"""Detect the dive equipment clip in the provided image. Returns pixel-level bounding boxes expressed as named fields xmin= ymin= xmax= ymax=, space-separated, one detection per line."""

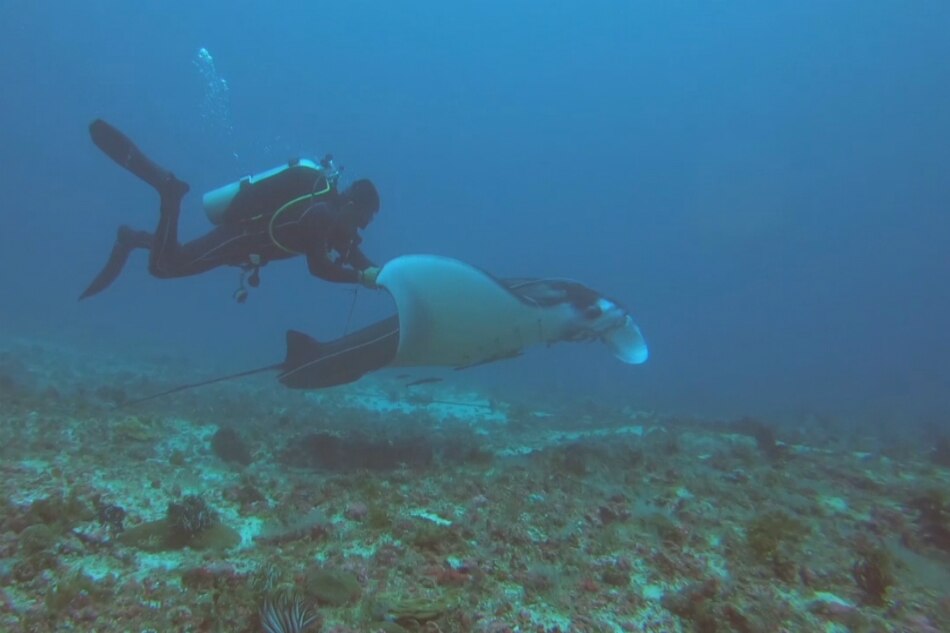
xmin=234 ymin=254 xmax=262 ymax=303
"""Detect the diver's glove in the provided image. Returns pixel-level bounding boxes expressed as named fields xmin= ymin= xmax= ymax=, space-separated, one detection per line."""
xmin=358 ymin=266 xmax=381 ymax=289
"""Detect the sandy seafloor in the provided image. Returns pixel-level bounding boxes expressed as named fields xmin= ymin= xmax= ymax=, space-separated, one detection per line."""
xmin=0 ymin=334 xmax=948 ymax=633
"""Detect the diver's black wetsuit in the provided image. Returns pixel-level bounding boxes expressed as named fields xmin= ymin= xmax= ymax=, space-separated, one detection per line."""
xmin=80 ymin=120 xmax=374 ymax=300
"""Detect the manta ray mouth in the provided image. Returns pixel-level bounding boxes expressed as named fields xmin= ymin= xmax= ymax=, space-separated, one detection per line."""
xmin=603 ymin=315 xmax=649 ymax=364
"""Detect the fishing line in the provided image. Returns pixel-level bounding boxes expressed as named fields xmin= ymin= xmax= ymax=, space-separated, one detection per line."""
xmin=342 ymin=287 xmax=359 ymax=336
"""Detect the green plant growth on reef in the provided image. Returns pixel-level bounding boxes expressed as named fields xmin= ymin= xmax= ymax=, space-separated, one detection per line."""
xmin=370 ymin=593 xmax=458 ymax=626
xmin=745 ymin=510 xmax=809 ymax=580
xmin=366 ymin=504 xmax=392 ymax=531
xmin=852 ymin=541 xmax=895 ymax=605
xmin=117 ymin=519 xmax=241 ymax=551
xmin=405 ymin=521 xmax=464 ymax=554
xmin=305 ymin=567 xmax=362 ymax=606
xmin=19 ymin=523 xmax=57 ymax=555
xmin=45 ymin=572 xmax=111 ymax=616
xmin=23 ymin=492 xmax=94 ymax=533
xmin=909 ymin=488 xmax=950 ymax=552
xmin=117 ymin=495 xmax=240 ymax=551
xmin=9 ymin=492 xmax=96 ymax=582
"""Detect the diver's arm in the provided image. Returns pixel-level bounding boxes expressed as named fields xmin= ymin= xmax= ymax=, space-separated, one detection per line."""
xmin=346 ymin=244 xmax=375 ymax=271
xmin=306 ymin=241 xmax=361 ymax=283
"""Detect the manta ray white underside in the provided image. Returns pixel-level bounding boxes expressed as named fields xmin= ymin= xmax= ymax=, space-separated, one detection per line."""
xmin=377 ymin=255 xmax=648 ymax=369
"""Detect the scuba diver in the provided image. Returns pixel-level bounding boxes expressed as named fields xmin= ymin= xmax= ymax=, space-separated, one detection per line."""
xmin=79 ymin=119 xmax=381 ymax=303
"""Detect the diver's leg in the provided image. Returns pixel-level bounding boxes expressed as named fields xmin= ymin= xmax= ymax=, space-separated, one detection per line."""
xmin=88 ymin=118 xmax=192 ymax=278
xmin=79 ymin=226 xmax=153 ymax=300
xmin=149 ymin=226 xmax=236 ymax=278
xmin=147 ymin=181 xmax=190 ymax=278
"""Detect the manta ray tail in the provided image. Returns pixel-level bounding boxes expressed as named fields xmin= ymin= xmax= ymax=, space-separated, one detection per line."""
xmin=283 ymin=330 xmax=323 ymax=368
xmin=123 ymin=330 xmax=320 ymax=406
xmin=278 ymin=326 xmax=396 ymax=389
xmin=123 ymin=363 xmax=280 ymax=406
xmin=129 ymin=322 xmax=397 ymax=405
xmin=277 ymin=329 xmax=360 ymax=388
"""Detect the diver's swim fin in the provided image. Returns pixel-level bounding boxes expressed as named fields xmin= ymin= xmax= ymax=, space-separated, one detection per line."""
xmin=79 ymin=226 xmax=152 ymax=300
xmin=88 ymin=119 xmax=190 ymax=198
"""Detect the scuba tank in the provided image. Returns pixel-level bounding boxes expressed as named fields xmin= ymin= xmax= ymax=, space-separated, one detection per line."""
xmin=202 ymin=156 xmax=340 ymax=225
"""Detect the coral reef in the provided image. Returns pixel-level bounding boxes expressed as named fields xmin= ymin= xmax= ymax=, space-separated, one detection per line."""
xmin=0 ymin=336 xmax=948 ymax=632
xmin=212 ymin=427 xmax=253 ymax=466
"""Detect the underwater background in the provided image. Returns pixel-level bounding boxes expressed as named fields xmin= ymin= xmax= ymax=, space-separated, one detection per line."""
xmin=1 ymin=1 xmax=949 ymax=425
xmin=2 ymin=2 xmax=950 ymax=632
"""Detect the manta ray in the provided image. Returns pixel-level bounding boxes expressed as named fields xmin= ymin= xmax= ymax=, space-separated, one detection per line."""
xmin=130 ymin=255 xmax=648 ymax=403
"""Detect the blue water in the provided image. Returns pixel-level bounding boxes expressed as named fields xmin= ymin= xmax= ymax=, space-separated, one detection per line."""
xmin=1 ymin=1 xmax=948 ymax=427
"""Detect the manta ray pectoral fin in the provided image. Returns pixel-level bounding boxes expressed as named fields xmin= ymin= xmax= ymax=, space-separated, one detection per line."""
xmin=453 ymin=349 xmax=524 ymax=371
